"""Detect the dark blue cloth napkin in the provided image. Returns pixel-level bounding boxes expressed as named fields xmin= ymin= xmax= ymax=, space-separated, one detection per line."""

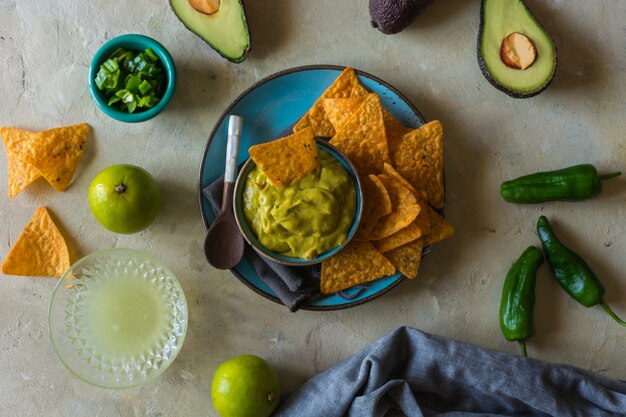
xmin=275 ymin=326 xmax=626 ymax=417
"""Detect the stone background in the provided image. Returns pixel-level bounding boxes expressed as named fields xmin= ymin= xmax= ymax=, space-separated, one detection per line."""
xmin=0 ymin=0 xmax=624 ymax=415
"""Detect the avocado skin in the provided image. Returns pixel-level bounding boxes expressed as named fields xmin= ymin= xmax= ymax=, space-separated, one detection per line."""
xmin=369 ymin=0 xmax=434 ymax=35
xmin=477 ymin=0 xmax=557 ymax=98
xmin=169 ymin=0 xmax=250 ymax=63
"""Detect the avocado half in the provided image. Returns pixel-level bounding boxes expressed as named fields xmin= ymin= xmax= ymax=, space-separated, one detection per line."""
xmin=477 ymin=0 xmax=557 ymax=98
xmin=170 ymin=0 xmax=250 ymax=63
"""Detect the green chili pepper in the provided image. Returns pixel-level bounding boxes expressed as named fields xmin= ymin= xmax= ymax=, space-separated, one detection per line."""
xmin=500 ymin=246 xmax=544 ymax=357
xmin=537 ymin=216 xmax=626 ymax=327
xmin=501 ymin=164 xmax=621 ymax=203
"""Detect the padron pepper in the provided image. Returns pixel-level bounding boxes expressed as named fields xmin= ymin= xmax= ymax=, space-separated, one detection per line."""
xmin=500 ymin=246 xmax=544 ymax=357
xmin=501 ymin=164 xmax=621 ymax=203
xmin=537 ymin=216 xmax=626 ymax=327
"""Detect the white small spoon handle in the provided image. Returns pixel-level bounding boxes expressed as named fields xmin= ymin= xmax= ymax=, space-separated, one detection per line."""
xmin=224 ymin=115 xmax=242 ymax=183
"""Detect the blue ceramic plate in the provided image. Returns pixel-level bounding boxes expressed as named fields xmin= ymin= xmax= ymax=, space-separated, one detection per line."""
xmin=198 ymin=65 xmax=425 ymax=311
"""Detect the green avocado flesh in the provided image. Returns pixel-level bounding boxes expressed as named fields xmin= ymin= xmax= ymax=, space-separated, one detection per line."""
xmin=170 ymin=0 xmax=250 ymax=63
xmin=479 ymin=0 xmax=556 ymax=96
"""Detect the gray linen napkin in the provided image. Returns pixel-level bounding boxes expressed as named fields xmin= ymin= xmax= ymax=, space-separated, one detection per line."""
xmin=203 ymin=177 xmax=321 ymax=311
xmin=275 ymin=326 xmax=626 ymax=417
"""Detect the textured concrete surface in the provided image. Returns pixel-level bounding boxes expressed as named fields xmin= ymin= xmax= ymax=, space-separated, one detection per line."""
xmin=0 ymin=0 xmax=624 ymax=415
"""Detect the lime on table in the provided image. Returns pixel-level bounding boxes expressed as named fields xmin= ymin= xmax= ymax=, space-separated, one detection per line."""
xmin=212 ymin=354 xmax=281 ymax=417
xmin=88 ymin=164 xmax=161 ymax=234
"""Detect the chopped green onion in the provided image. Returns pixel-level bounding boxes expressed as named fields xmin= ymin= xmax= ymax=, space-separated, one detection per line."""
xmin=107 ymin=96 xmax=121 ymax=106
xmin=125 ymin=75 xmax=142 ymax=93
xmin=138 ymin=80 xmax=152 ymax=95
xmin=144 ymin=48 xmax=159 ymax=62
xmin=94 ymin=47 xmax=166 ymax=114
xmin=138 ymin=95 xmax=159 ymax=108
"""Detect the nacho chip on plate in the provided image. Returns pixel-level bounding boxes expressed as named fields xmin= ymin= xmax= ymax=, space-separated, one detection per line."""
xmin=382 ymin=162 xmax=418 ymax=196
xmin=248 ymin=127 xmax=319 ymax=188
xmin=1 ymin=206 xmax=70 ymax=277
xmin=351 ymin=83 xmax=368 ymax=98
xmin=19 ymin=123 xmax=90 ymax=192
xmin=384 ymin=112 xmax=413 ymax=157
xmin=0 ymin=127 xmax=41 ymax=197
xmin=354 ymin=174 xmax=392 ymax=241
xmin=373 ymin=221 xmax=422 ymax=253
xmin=293 ymin=67 xmax=360 ymax=137
xmin=368 ymin=174 xmax=420 ymax=240
xmin=413 ymin=189 xmax=431 ymax=237
xmin=329 ymin=93 xmax=390 ymax=176
xmin=423 ymin=206 xmax=454 ymax=246
xmin=391 ymin=120 xmax=444 ymax=208
xmin=384 ymin=239 xmax=424 ymax=279
xmin=320 ymin=241 xmax=395 ymax=294
xmin=322 ymin=97 xmax=365 ymax=132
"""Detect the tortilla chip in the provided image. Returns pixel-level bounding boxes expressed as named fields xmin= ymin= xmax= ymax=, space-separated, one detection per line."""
xmin=351 ymin=83 xmax=368 ymax=98
xmin=329 ymin=94 xmax=390 ymax=175
xmin=382 ymin=162 xmax=418 ymax=196
xmin=0 ymin=127 xmax=41 ymax=197
xmin=1 ymin=206 xmax=70 ymax=277
xmin=248 ymin=127 xmax=319 ymax=188
xmin=294 ymin=67 xmax=360 ymax=137
xmin=391 ymin=120 xmax=444 ymax=208
xmin=354 ymin=174 xmax=392 ymax=241
xmin=423 ymin=206 xmax=454 ymax=246
xmin=373 ymin=221 xmax=422 ymax=253
xmin=383 ymin=112 xmax=413 ymax=157
xmin=19 ymin=123 xmax=90 ymax=192
xmin=320 ymin=241 xmax=395 ymax=294
xmin=384 ymin=239 xmax=424 ymax=279
xmin=322 ymin=97 xmax=365 ymax=132
xmin=369 ymin=174 xmax=420 ymax=240
xmin=413 ymin=190 xmax=431 ymax=237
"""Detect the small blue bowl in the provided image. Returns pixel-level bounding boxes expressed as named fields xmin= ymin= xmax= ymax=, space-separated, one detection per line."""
xmin=233 ymin=139 xmax=363 ymax=266
xmin=89 ymin=34 xmax=176 ymax=123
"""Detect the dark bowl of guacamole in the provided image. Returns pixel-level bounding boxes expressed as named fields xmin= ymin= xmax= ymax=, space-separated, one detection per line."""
xmin=233 ymin=139 xmax=363 ymax=266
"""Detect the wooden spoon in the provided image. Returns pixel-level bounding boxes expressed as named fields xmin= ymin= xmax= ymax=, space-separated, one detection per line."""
xmin=203 ymin=115 xmax=245 ymax=269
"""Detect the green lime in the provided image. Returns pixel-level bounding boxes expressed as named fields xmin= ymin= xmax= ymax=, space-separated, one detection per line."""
xmin=88 ymin=164 xmax=161 ymax=234
xmin=211 ymin=354 xmax=281 ymax=417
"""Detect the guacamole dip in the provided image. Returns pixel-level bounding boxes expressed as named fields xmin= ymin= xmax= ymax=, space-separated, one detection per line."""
xmin=243 ymin=150 xmax=356 ymax=259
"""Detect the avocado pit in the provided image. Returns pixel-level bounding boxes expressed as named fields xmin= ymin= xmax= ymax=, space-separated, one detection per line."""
xmin=500 ymin=32 xmax=537 ymax=70
xmin=188 ymin=0 xmax=220 ymax=15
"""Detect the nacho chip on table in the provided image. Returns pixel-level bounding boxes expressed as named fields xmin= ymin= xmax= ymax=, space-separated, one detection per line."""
xmin=329 ymin=93 xmax=390 ymax=176
xmin=391 ymin=120 xmax=444 ymax=208
xmin=293 ymin=67 xmax=360 ymax=137
xmin=322 ymin=97 xmax=365 ymax=132
xmin=248 ymin=127 xmax=319 ymax=188
xmin=384 ymin=239 xmax=424 ymax=279
xmin=423 ymin=206 xmax=454 ymax=246
xmin=0 ymin=127 xmax=41 ymax=197
xmin=354 ymin=174 xmax=392 ymax=241
xmin=19 ymin=123 xmax=90 ymax=192
xmin=320 ymin=241 xmax=395 ymax=294
xmin=1 ymin=206 xmax=70 ymax=277
xmin=373 ymin=221 xmax=422 ymax=253
xmin=368 ymin=174 xmax=420 ymax=240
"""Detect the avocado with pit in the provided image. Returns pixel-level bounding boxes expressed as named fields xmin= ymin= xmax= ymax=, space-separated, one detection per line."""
xmin=478 ymin=0 xmax=557 ymax=98
xmin=170 ymin=0 xmax=250 ymax=63
xmin=369 ymin=0 xmax=434 ymax=35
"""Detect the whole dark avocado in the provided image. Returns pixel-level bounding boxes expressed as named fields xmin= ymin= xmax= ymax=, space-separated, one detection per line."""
xmin=477 ymin=0 xmax=557 ymax=98
xmin=369 ymin=0 xmax=434 ymax=35
xmin=170 ymin=0 xmax=250 ymax=63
